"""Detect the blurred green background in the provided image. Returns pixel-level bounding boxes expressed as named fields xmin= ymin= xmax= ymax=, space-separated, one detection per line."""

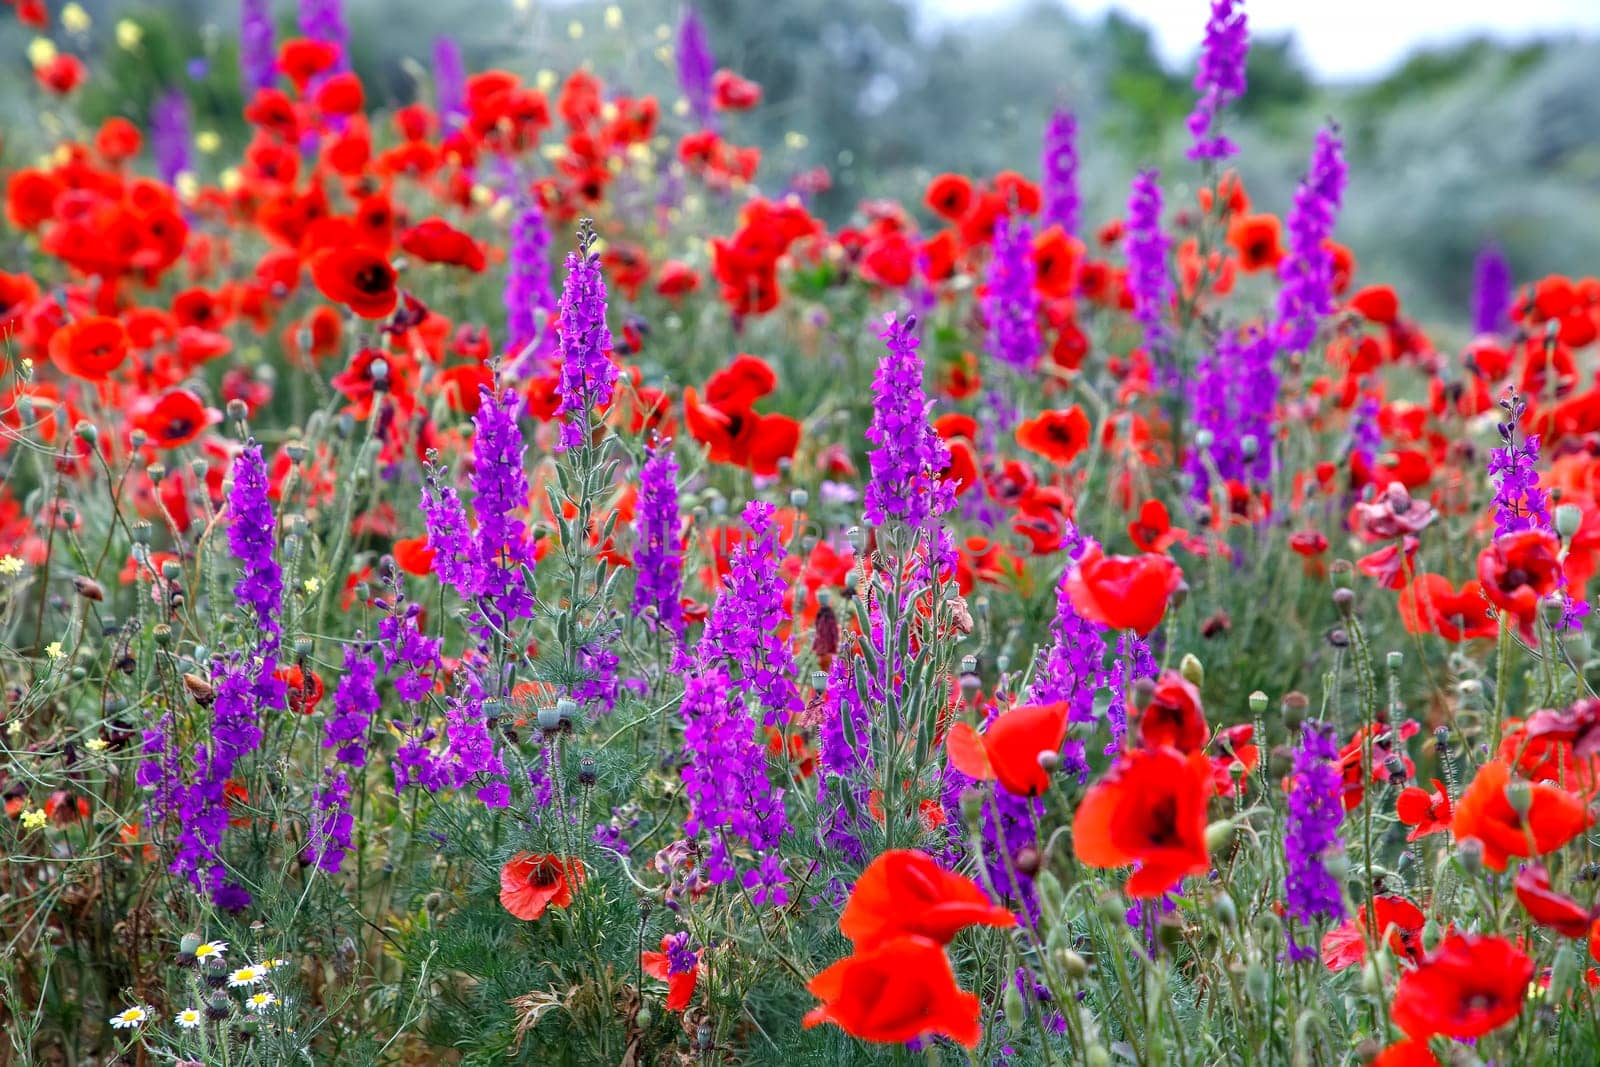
xmin=4 ymin=0 xmax=1599 ymax=330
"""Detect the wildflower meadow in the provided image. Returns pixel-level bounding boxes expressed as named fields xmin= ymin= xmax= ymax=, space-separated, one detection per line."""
xmin=6 ymin=0 xmax=1600 ymax=1064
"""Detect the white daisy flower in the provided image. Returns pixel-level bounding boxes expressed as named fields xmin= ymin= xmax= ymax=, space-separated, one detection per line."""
xmin=245 ymin=991 xmax=278 ymax=1012
xmin=226 ymin=964 xmax=265 ymax=987
xmin=192 ymin=940 xmax=228 ymax=962
xmin=174 ymin=1007 xmax=203 ymax=1029
xmin=263 ymin=957 xmax=291 ymax=971
xmin=109 ymin=1005 xmax=149 ymax=1029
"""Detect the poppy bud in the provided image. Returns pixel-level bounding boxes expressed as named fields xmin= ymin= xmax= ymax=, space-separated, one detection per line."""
xmin=635 ymin=1005 xmax=653 ymax=1029
xmin=1170 ymin=581 xmax=1189 ymax=609
xmin=1098 ymin=895 xmax=1126 ymax=925
xmin=71 ymin=575 xmax=103 ymax=602
xmin=1212 ymin=891 xmax=1238 ymax=927
xmin=73 ymin=420 xmax=97 ymax=444
xmin=1332 ymin=587 xmax=1355 ymax=616
xmin=1015 ymin=846 xmax=1041 ymax=876
xmin=1456 ymin=836 xmax=1485 ymax=875
xmin=789 ymin=488 xmax=808 ymax=508
xmin=1055 ymin=947 xmax=1089 ymax=980
xmin=1003 ymin=984 xmax=1025 ymax=1031
xmin=1359 ymin=956 xmax=1388 ymax=994
xmin=1504 ymin=778 xmax=1533 ymax=816
xmin=1194 ymin=428 xmax=1214 ymax=449
xmin=226 ymin=398 xmax=249 ymax=423
xmin=1036 ymin=870 xmax=1066 ymax=919
xmin=1239 ymin=434 xmax=1259 ymax=461
xmin=1386 ymin=650 xmax=1403 ymax=671
xmin=1556 ymin=503 xmax=1583 ymax=540
xmin=1326 ymin=627 xmax=1349 ymax=648
xmin=1204 ymin=819 xmax=1235 ymax=854
xmin=179 ymin=931 xmax=202 ymax=957
xmin=959 ymin=787 xmax=984 ymax=826
xmin=1248 ymin=690 xmax=1268 ymax=714
xmin=1281 ymin=691 xmax=1308 ymax=729
xmin=1130 ymin=676 xmax=1157 ymax=711
xmin=1179 ymin=653 xmax=1204 ymax=687
xmin=1542 ymin=594 xmax=1567 ymax=628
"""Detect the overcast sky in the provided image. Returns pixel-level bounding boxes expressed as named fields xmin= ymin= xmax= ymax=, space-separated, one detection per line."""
xmin=922 ymin=0 xmax=1600 ymax=79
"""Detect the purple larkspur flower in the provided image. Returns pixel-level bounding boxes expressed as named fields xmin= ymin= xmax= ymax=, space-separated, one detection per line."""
xmin=633 ymin=438 xmax=684 ymax=635
xmin=504 ymin=195 xmax=555 ymax=364
xmin=1124 ymin=170 xmax=1172 ymax=356
xmin=305 ymin=771 xmax=354 ymax=873
xmin=1276 ymin=126 xmax=1347 ymax=354
xmin=1185 ymin=0 xmax=1249 ymax=162
xmin=676 ymin=7 xmax=717 ymax=127
xmin=1040 ymin=108 xmax=1079 ymax=235
xmin=442 ymin=670 xmax=509 ymax=808
xmin=433 ymin=36 xmax=465 ymax=131
xmin=1025 ymin=536 xmax=1104 ymax=779
xmin=554 ymin=229 xmax=617 ymax=451
xmin=816 ymin=654 xmax=874 ymax=864
xmin=700 ymin=500 xmax=804 ymax=725
xmin=239 ymin=0 xmax=277 ymax=95
xmin=469 ymin=385 xmax=537 ymax=636
xmin=680 ymin=664 xmax=788 ymax=894
xmin=297 ymin=0 xmax=348 ymax=69
xmin=1284 ymin=720 xmax=1345 ymax=959
xmin=984 ymin=216 xmax=1041 ymax=375
xmin=864 ymin=313 xmax=954 ymax=531
xmin=1473 ymin=242 xmax=1512 ymax=336
xmin=151 ymin=91 xmax=192 ymax=188
xmin=228 ymin=442 xmax=282 ymax=651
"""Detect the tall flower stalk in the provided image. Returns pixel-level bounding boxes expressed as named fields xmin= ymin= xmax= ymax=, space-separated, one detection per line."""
xmin=1040 ymin=108 xmax=1080 ymax=236
xmin=1185 ymin=0 xmax=1249 ymax=162
xmin=1283 ymin=721 xmax=1345 ymax=959
xmin=1276 ymin=126 xmax=1347 ymax=354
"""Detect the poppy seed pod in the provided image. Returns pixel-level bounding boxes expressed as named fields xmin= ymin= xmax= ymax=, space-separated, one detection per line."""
xmin=1249 ymin=690 xmax=1268 ymax=714
xmin=1179 ymin=653 xmax=1204 ymax=687
xmin=1556 ymin=502 xmax=1582 ymax=539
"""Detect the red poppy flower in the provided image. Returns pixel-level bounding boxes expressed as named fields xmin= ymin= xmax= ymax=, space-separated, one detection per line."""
xmin=1348 ymin=284 xmax=1400 ymax=325
xmin=924 ymin=173 xmax=973 ymax=222
xmin=712 ymin=69 xmax=762 ymax=110
xmin=1065 ymin=546 xmax=1184 ymax=636
xmin=132 ymin=389 xmax=219 ymax=449
xmin=1016 ymin=406 xmax=1091 ymax=465
xmin=1226 ymin=213 xmax=1283 ymax=272
xmin=1395 ymin=778 xmax=1452 ymax=841
xmin=655 ymin=260 xmax=701 ymax=298
xmin=803 ymin=936 xmax=981 ymax=1048
xmin=1451 ymin=758 xmax=1591 ymax=870
xmin=48 ymin=316 xmax=129 ymax=381
xmin=1320 ymin=895 xmax=1426 ymax=971
xmin=839 ymin=849 xmax=1017 ymax=950
xmin=36 ymin=54 xmax=86 ymax=95
xmin=499 ymin=852 xmax=585 ymax=920
xmin=313 ymin=71 xmax=365 ymax=116
xmin=275 ymin=665 xmax=325 ymax=715
xmin=640 ymin=934 xmax=700 ymax=1011
xmin=946 ymin=701 xmax=1069 ymax=797
xmin=277 ymin=38 xmax=340 ymax=92
xmin=704 ymin=354 xmax=778 ymax=410
xmin=310 ymin=246 xmax=399 ymax=319
xmin=1523 ymin=697 xmax=1600 ymax=760
xmin=1370 ymin=1041 xmax=1441 ymax=1067
xmin=1288 ymin=530 xmax=1328 ymax=557
xmin=1032 ymin=226 xmax=1082 ymax=298
xmin=95 ymin=117 xmax=144 ymax=163
xmin=1398 ymin=574 xmax=1497 ymax=642
xmin=1128 ymin=499 xmax=1186 ymax=553
xmin=1335 ymin=721 xmax=1418 ymax=811
xmin=1207 ymin=723 xmax=1258 ymax=797
xmin=1072 ymin=747 xmax=1213 ymax=897
xmin=1477 ymin=528 xmax=1562 ymax=631
xmin=1390 ymin=934 xmax=1533 ymax=1041
xmin=392 ymin=536 xmax=436 ymax=576
xmin=1515 ymin=863 xmax=1593 ymax=938
xmin=1135 ymin=670 xmax=1208 ymax=753
xmin=399 ymin=218 xmax=487 ymax=273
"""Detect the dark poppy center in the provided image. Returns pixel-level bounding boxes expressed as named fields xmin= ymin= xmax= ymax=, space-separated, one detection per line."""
xmin=526 ymin=860 xmax=562 ymax=888
xmin=354 ymin=265 xmax=390 ymax=294
xmin=1502 ymin=567 xmax=1530 ymax=591
xmin=162 ymin=417 xmax=193 ymax=440
xmin=1144 ymin=795 xmax=1180 ymax=846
